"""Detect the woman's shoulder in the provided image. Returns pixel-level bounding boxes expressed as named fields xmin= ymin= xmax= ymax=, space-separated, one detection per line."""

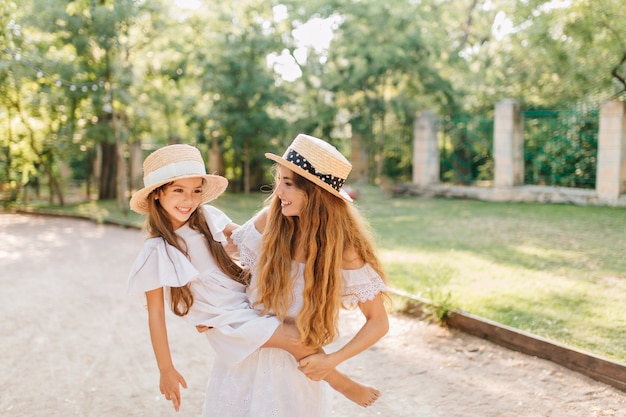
xmin=341 ymin=246 xmax=364 ymax=270
xmin=253 ymin=207 xmax=269 ymax=234
xmin=232 ymin=208 xmax=268 ymax=241
xmin=340 ymin=261 xmax=387 ymax=305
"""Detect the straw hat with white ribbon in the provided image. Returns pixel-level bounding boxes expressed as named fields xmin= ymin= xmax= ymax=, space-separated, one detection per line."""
xmin=130 ymin=144 xmax=228 ymax=214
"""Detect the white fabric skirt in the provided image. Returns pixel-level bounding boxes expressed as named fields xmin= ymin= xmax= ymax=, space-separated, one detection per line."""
xmin=202 ymin=347 xmax=332 ymax=417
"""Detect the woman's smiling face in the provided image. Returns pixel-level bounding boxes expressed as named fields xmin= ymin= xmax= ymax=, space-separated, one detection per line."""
xmin=274 ymin=166 xmax=306 ymax=217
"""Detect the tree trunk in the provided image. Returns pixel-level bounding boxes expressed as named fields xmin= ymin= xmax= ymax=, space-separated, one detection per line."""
xmin=376 ymin=113 xmax=386 ymax=183
xmin=350 ymin=132 xmax=370 ymax=183
xmin=243 ymin=141 xmax=250 ymax=194
xmin=99 ymin=141 xmax=118 ymax=199
xmin=208 ymin=136 xmax=225 ymax=176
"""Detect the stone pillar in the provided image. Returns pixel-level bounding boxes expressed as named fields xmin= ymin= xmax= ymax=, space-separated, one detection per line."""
xmin=596 ymin=100 xmax=626 ymax=202
xmin=412 ymin=110 xmax=439 ymax=186
xmin=494 ymin=99 xmax=524 ymax=188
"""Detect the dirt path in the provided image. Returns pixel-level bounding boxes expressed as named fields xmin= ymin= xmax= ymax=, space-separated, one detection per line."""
xmin=1 ymin=213 xmax=625 ymax=416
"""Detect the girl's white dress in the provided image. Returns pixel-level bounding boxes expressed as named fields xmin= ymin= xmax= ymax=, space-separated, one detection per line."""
xmin=201 ymin=215 xmax=387 ymax=417
xmin=127 ymin=205 xmax=280 ymax=367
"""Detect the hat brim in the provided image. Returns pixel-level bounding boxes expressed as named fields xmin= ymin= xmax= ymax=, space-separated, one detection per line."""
xmin=265 ymin=153 xmax=352 ymax=202
xmin=129 ymin=174 xmax=228 ymax=214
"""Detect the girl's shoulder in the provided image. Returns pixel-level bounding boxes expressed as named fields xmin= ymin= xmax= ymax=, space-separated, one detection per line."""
xmin=201 ymin=204 xmax=232 ymax=243
xmin=127 ymin=237 xmax=198 ymax=295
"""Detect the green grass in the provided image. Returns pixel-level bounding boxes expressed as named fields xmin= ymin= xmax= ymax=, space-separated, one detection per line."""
xmin=353 ymin=185 xmax=626 ymax=363
xmin=15 ymin=185 xmax=626 ymax=362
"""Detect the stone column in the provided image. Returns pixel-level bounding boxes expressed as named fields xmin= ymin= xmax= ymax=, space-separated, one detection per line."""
xmin=596 ymin=100 xmax=626 ymax=202
xmin=412 ymin=110 xmax=439 ymax=187
xmin=494 ymin=99 xmax=524 ymax=188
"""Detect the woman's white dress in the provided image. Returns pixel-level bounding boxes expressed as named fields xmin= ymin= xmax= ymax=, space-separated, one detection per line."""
xmin=200 ymin=215 xmax=387 ymax=417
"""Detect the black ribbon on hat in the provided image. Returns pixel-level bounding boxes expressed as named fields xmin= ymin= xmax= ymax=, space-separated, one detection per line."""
xmin=285 ymin=149 xmax=345 ymax=191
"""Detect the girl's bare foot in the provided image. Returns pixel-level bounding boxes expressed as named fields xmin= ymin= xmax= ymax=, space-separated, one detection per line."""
xmin=326 ymin=371 xmax=381 ymax=407
xmin=339 ymin=380 xmax=380 ymax=407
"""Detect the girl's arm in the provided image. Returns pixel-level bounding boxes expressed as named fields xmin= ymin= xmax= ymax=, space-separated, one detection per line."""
xmin=197 ymin=321 xmax=320 ymax=360
xmin=145 ymin=288 xmax=188 ymax=412
xmin=297 ymin=293 xmax=389 ymax=381
xmin=261 ymin=322 xmax=319 ymax=360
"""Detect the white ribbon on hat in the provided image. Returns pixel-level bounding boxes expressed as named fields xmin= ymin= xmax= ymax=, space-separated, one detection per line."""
xmin=143 ymin=160 xmax=207 ymax=187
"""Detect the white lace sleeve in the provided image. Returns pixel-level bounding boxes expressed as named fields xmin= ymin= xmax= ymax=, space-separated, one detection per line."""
xmin=341 ymin=263 xmax=387 ymax=306
xmin=231 ymin=216 xmax=263 ymax=269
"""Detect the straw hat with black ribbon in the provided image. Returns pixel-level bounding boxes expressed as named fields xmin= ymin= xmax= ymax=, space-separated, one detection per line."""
xmin=130 ymin=144 xmax=228 ymax=215
xmin=265 ymin=133 xmax=353 ymax=202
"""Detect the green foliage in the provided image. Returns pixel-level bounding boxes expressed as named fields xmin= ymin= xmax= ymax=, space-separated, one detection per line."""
xmin=1 ymin=0 xmax=624 ymax=201
xmin=419 ymin=262 xmax=456 ymax=324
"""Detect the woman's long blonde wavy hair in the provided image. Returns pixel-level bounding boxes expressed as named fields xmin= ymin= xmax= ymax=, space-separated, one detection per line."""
xmin=253 ymin=169 xmax=386 ymax=348
xmin=145 ymin=181 xmax=249 ymax=316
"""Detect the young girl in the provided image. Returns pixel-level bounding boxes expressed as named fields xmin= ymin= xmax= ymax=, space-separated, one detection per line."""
xmin=126 ymin=144 xmax=378 ymax=414
xmin=203 ymin=134 xmax=389 ymax=416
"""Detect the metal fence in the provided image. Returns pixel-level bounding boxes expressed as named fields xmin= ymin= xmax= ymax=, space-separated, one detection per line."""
xmin=439 ymin=109 xmax=599 ymax=188
xmin=440 ymin=114 xmax=494 ymax=185
xmin=523 ymin=109 xmax=598 ymax=189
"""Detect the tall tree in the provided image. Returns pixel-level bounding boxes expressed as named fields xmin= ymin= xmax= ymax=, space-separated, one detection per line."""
xmin=184 ymin=1 xmax=290 ymax=193
xmin=283 ymin=0 xmax=456 ymax=182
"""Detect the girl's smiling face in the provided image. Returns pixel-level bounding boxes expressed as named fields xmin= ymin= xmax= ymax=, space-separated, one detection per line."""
xmin=274 ymin=166 xmax=306 ymax=217
xmin=157 ymin=177 xmax=204 ymax=228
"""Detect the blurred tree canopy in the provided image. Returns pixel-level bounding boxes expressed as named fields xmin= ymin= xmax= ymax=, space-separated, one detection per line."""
xmin=1 ymin=0 xmax=624 ymax=204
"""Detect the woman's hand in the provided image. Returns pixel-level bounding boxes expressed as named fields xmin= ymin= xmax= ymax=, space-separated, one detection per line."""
xmin=159 ymin=367 xmax=188 ymax=412
xmin=297 ymin=352 xmax=337 ymax=381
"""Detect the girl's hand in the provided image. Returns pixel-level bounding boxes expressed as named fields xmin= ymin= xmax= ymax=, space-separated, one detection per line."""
xmin=159 ymin=368 xmax=188 ymax=412
xmin=297 ymin=352 xmax=336 ymax=381
xmin=195 ymin=325 xmax=212 ymax=333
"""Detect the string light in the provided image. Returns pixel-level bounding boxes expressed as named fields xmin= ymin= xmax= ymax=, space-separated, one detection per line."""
xmin=1 ymin=47 xmax=104 ymax=92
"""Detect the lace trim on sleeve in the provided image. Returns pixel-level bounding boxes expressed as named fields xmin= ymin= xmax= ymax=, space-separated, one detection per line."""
xmin=341 ymin=263 xmax=387 ymax=306
xmin=231 ymin=217 xmax=262 ymax=269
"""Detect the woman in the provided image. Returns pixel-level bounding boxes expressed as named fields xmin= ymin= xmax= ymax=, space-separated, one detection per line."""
xmin=205 ymin=134 xmax=389 ymax=416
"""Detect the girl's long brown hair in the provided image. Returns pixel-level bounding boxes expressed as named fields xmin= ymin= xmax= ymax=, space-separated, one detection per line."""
xmin=253 ymin=169 xmax=386 ymax=348
xmin=145 ymin=182 xmax=249 ymax=316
